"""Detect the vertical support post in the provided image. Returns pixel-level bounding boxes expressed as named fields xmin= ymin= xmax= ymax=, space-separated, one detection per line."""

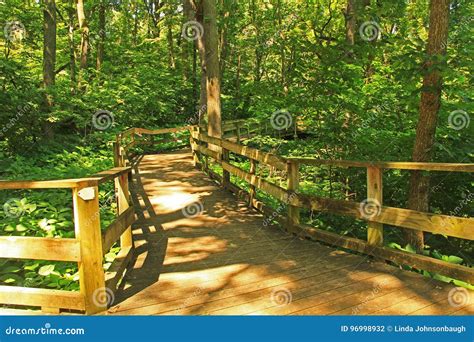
xmin=367 ymin=166 xmax=383 ymax=246
xmin=73 ymin=185 xmax=106 ymax=314
xmin=236 ymin=123 xmax=241 ymax=143
xmin=294 ymin=117 xmax=298 ymax=139
xmin=190 ymin=127 xmax=199 ymax=167
xmin=249 ymin=159 xmax=257 ymax=207
xmin=113 ymin=142 xmax=120 ymax=167
xmin=287 ymin=161 xmax=300 ymax=233
xmin=116 ymin=172 xmax=133 ymax=249
xmin=222 ymin=148 xmax=230 ymax=188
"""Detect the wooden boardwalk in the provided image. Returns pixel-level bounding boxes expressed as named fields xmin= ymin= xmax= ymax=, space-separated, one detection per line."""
xmin=107 ymin=150 xmax=472 ymax=315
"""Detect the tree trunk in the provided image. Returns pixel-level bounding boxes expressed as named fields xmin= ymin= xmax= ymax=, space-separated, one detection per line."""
xmin=183 ymin=0 xmax=194 ymax=81
xmin=196 ymin=0 xmax=207 ymax=121
xmin=67 ymin=0 xmax=76 ymax=91
xmin=166 ymin=11 xmax=176 ymax=69
xmin=96 ymin=0 xmax=106 ymax=71
xmin=77 ymin=0 xmax=89 ymax=69
xmin=43 ymin=0 xmax=56 ymax=89
xmin=42 ymin=0 xmax=56 ymax=137
xmin=405 ymin=0 xmax=449 ymax=252
xmin=345 ymin=0 xmax=356 ymax=45
xmin=133 ymin=3 xmax=139 ymax=45
xmin=202 ymin=0 xmax=221 ymax=139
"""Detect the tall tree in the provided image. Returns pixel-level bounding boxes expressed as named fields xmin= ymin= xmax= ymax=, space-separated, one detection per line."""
xmin=345 ymin=0 xmax=357 ymax=45
xmin=43 ymin=0 xmax=56 ymax=91
xmin=406 ymin=0 xmax=450 ymax=252
xmin=202 ymin=0 xmax=221 ymax=138
xmin=182 ymin=0 xmax=194 ymax=81
xmin=67 ymin=0 xmax=76 ymax=91
xmin=195 ymin=0 xmax=207 ymax=118
xmin=96 ymin=0 xmax=106 ymax=71
xmin=77 ymin=0 xmax=89 ymax=69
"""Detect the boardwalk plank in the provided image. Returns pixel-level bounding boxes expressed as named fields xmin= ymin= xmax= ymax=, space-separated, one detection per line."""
xmin=106 ymin=151 xmax=463 ymax=316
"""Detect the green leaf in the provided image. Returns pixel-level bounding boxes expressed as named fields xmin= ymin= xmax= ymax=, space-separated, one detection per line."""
xmin=0 ymin=274 xmax=23 ymax=284
xmin=0 ymin=266 xmax=21 ymax=274
xmin=15 ymin=224 xmax=28 ymax=232
xmin=446 ymin=255 xmax=463 ymax=264
xmin=404 ymin=244 xmax=416 ymax=254
xmin=38 ymin=264 xmax=55 ymax=276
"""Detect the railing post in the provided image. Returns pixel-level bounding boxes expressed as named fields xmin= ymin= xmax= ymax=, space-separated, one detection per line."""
xmin=367 ymin=166 xmax=383 ymax=246
xmin=190 ymin=127 xmax=199 ymax=167
xmin=73 ymin=184 xmax=106 ymax=314
xmin=116 ymin=172 xmax=133 ymax=249
xmin=249 ymin=159 xmax=257 ymax=207
xmin=236 ymin=123 xmax=241 ymax=143
xmin=113 ymin=141 xmax=120 ymax=167
xmin=287 ymin=161 xmax=300 ymax=233
xmin=222 ymin=148 xmax=230 ymax=188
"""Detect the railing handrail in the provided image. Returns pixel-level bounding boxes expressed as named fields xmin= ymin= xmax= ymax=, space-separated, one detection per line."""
xmin=0 ymin=166 xmax=132 ymax=189
xmin=287 ymin=157 xmax=474 ymax=172
xmin=188 ymin=128 xmax=474 ymax=284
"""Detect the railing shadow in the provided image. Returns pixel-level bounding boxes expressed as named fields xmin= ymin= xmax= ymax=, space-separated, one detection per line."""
xmin=111 ymin=154 xmax=169 ymax=306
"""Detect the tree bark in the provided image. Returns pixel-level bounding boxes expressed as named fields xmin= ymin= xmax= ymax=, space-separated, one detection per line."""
xmin=195 ymin=0 xmax=207 ymax=120
xmin=167 ymin=21 xmax=176 ymax=69
xmin=42 ymin=0 xmax=56 ymax=137
xmin=77 ymin=0 xmax=89 ymax=69
xmin=202 ymin=0 xmax=221 ymax=139
xmin=183 ymin=0 xmax=194 ymax=81
xmin=405 ymin=0 xmax=449 ymax=252
xmin=67 ymin=0 xmax=76 ymax=91
xmin=43 ymin=0 xmax=56 ymax=89
xmin=96 ymin=0 xmax=106 ymax=71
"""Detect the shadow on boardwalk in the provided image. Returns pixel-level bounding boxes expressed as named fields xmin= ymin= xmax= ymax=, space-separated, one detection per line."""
xmin=108 ymin=150 xmax=471 ymax=316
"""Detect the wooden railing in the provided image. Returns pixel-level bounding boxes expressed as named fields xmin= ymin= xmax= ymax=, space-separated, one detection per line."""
xmin=1 ymin=121 xmax=471 ymax=314
xmin=0 ymin=167 xmax=135 ymax=314
xmin=189 ymin=126 xmax=474 ymax=284
xmin=222 ymin=117 xmax=301 ymax=142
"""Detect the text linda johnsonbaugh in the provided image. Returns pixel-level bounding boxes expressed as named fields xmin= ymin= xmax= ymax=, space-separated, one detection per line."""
xmin=340 ymin=325 xmax=467 ymax=334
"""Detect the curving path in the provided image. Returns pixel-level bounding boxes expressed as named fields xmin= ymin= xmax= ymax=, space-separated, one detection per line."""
xmin=107 ymin=150 xmax=472 ymax=315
